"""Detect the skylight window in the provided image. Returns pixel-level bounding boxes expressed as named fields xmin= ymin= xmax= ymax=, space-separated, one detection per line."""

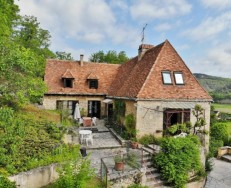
xmin=174 ymin=72 xmax=184 ymax=85
xmin=162 ymin=71 xmax=172 ymax=84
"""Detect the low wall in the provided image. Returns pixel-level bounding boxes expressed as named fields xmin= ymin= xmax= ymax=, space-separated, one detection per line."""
xmin=217 ymin=146 xmax=231 ymax=158
xmin=186 ymin=178 xmax=206 ymax=188
xmin=9 ymin=164 xmax=59 ymax=188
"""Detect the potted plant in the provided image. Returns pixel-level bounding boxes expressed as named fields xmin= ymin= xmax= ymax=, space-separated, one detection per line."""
xmin=114 ymin=155 xmax=125 ymax=171
xmin=130 ymin=137 xmax=139 ymax=149
xmin=125 ymin=152 xmax=139 ymax=168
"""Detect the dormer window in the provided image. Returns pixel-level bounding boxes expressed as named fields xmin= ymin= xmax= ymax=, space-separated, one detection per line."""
xmin=63 ymin=78 xmax=74 ymax=88
xmin=162 ymin=71 xmax=172 ymax=85
xmin=61 ymin=69 xmax=74 ymax=88
xmin=174 ymin=72 xmax=184 ymax=85
xmin=89 ymin=79 xmax=98 ymax=89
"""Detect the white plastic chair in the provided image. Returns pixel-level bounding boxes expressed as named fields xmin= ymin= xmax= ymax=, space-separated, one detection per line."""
xmin=174 ymin=132 xmax=187 ymax=138
xmin=91 ymin=117 xmax=97 ymax=126
xmin=85 ymin=134 xmax=93 ymax=146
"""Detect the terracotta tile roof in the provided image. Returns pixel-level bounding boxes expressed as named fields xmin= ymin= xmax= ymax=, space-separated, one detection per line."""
xmin=108 ymin=40 xmax=212 ymax=101
xmin=61 ymin=69 xmax=74 ymax=78
xmin=44 ymin=60 xmax=120 ymax=95
xmin=108 ymin=42 xmax=164 ymax=98
xmin=87 ymin=72 xmax=99 ymax=80
xmin=44 ymin=40 xmax=212 ymax=101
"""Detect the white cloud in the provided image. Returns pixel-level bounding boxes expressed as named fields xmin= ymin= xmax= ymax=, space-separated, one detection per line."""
xmin=16 ymin=0 xmax=140 ymax=48
xmin=183 ymin=11 xmax=231 ymax=41
xmin=155 ymin=23 xmax=172 ymax=31
xmin=130 ymin=0 xmax=192 ymax=21
xmin=189 ymin=42 xmax=231 ymax=78
xmin=201 ymin=0 xmax=231 ymax=10
xmin=16 ymin=0 xmax=116 ymax=44
xmin=110 ymin=0 xmax=128 ymax=11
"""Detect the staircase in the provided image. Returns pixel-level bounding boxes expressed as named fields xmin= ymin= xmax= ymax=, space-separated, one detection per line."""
xmin=142 ymin=145 xmax=164 ymax=187
xmin=221 ymin=154 xmax=231 ymax=163
xmin=218 ymin=146 xmax=231 ymax=163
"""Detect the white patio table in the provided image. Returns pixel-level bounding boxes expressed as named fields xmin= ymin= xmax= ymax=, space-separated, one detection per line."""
xmin=79 ymin=130 xmax=92 ymax=144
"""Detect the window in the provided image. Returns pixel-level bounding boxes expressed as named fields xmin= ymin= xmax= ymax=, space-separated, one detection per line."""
xmin=162 ymin=71 xmax=172 ymax=84
xmin=63 ymin=78 xmax=73 ymax=88
xmin=89 ymin=79 xmax=98 ymax=89
xmin=163 ymin=109 xmax=190 ymax=129
xmin=174 ymin=72 xmax=184 ymax=85
xmin=56 ymin=100 xmax=78 ymax=115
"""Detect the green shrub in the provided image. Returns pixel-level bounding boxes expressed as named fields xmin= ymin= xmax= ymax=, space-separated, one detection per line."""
xmin=0 ymin=176 xmax=16 ymax=188
xmin=154 ymin=136 xmax=203 ymax=188
xmin=125 ymin=152 xmax=139 ymax=168
xmin=210 ymin=122 xmax=229 ymax=145
xmin=208 ymin=138 xmax=223 ymax=158
xmin=205 ymin=157 xmax=213 ymax=172
xmin=138 ymin=134 xmax=160 ymax=146
xmin=0 ymin=106 xmax=77 ymax=175
xmin=52 ymin=158 xmax=95 ymax=188
xmin=127 ymin=184 xmax=148 ymax=188
xmin=125 ymin=113 xmax=136 ymax=139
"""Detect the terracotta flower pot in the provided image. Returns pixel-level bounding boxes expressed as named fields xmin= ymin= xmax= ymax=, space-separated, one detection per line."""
xmin=114 ymin=162 xmax=124 ymax=171
xmin=130 ymin=141 xmax=138 ymax=149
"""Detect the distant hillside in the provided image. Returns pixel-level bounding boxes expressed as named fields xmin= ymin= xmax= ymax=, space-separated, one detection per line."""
xmin=194 ymin=73 xmax=231 ymax=103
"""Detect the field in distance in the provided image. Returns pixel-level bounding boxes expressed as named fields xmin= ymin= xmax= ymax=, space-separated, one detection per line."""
xmin=212 ymin=103 xmax=231 ymax=114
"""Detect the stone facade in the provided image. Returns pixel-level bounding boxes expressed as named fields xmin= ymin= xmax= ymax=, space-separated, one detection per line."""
xmin=43 ymin=95 xmax=107 ymax=118
xmin=134 ymin=100 xmax=211 ymax=150
xmin=124 ymin=100 xmax=136 ymax=117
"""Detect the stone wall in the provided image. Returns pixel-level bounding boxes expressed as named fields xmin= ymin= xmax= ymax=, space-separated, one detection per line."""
xmin=186 ymin=178 xmax=206 ymax=188
xmin=9 ymin=164 xmax=58 ymax=188
xmin=109 ymin=170 xmax=143 ymax=188
xmin=43 ymin=95 xmax=107 ymax=117
xmin=217 ymin=146 xmax=231 ymax=158
xmin=135 ymin=100 xmax=211 ymax=150
xmin=125 ymin=100 xmax=136 ymax=116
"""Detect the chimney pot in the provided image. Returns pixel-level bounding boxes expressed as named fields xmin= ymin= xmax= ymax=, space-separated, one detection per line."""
xmin=138 ymin=44 xmax=154 ymax=61
xmin=80 ymin=54 xmax=84 ymax=66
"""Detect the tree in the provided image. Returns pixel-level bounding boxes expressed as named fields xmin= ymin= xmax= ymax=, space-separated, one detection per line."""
xmin=55 ymin=51 xmax=73 ymax=60
xmin=13 ymin=15 xmax=55 ymax=77
xmin=89 ymin=50 xmax=129 ymax=64
xmin=192 ymin=104 xmax=206 ymax=135
xmin=0 ymin=4 xmax=50 ymax=108
xmin=0 ymin=42 xmax=47 ymax=108
xmin=0 ymin=0 xmax=19 ymax=40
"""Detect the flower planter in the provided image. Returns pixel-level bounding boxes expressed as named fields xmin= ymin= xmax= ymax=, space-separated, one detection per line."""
xmin=130 ymin=141 xmax=138 ymax=149
xmin=114 ymin=162 xmax=124 ymax=171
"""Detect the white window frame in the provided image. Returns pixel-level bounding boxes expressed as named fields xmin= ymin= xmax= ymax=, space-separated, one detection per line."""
xmin=174 ymin=72 xmax=184 ymax=85
xmin=162 ymin=71 xmax=172 ymax=85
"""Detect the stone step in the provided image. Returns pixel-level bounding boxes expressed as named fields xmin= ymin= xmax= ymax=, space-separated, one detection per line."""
xmin=143 ymin=161 xmax=153 ymax=168
xmin=147 ymin=144 xmax=161 ymax=153
xmin=142 ymin=146 xmax=155 ymax=155
xmin=221 ymin=154 xmax=231 ymax=163
xmin=145 ymin=178 xmax=164 ymax=188
xmin=146 ymin=172 xmax=161 ymax=180
xmin=145 ymin=166 xmax=158 ymax=174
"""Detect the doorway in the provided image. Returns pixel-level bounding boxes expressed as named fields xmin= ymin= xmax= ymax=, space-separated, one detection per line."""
xmin=88 ymin=101 xmax=101 ymax=118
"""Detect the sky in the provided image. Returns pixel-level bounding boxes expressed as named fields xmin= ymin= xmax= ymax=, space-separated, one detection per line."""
xmin=16 ymin=0 xmax=231 ymax=78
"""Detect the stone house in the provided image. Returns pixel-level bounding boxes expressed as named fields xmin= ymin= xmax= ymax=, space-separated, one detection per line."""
xmin=43 ymin=40 xmax=212 ymax=147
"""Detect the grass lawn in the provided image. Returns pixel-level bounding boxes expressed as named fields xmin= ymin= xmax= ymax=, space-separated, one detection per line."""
xmin=212 ymin=103 xmax=231 ymax=114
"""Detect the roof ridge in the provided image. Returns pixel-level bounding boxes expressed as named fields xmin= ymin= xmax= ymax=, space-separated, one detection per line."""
xmin=137 ymin=41 xmax=166 ymax=97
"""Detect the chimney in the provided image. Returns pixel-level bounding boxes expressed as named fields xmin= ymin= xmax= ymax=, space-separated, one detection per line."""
xmin=138 ymin=44 xmax=154 ymax=61
xmin=80 ymin=54 xmax=84 ymax=66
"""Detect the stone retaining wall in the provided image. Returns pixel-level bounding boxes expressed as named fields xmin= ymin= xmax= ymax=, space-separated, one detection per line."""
xmin=8 ymin=164 xmax=58 ymax=188
xmin=217 ymin=146 xmax=231 ymax=158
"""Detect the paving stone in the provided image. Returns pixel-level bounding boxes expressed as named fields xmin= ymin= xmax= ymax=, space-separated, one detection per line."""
xmin=205 ymin=158 xmax=231 ymax=188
